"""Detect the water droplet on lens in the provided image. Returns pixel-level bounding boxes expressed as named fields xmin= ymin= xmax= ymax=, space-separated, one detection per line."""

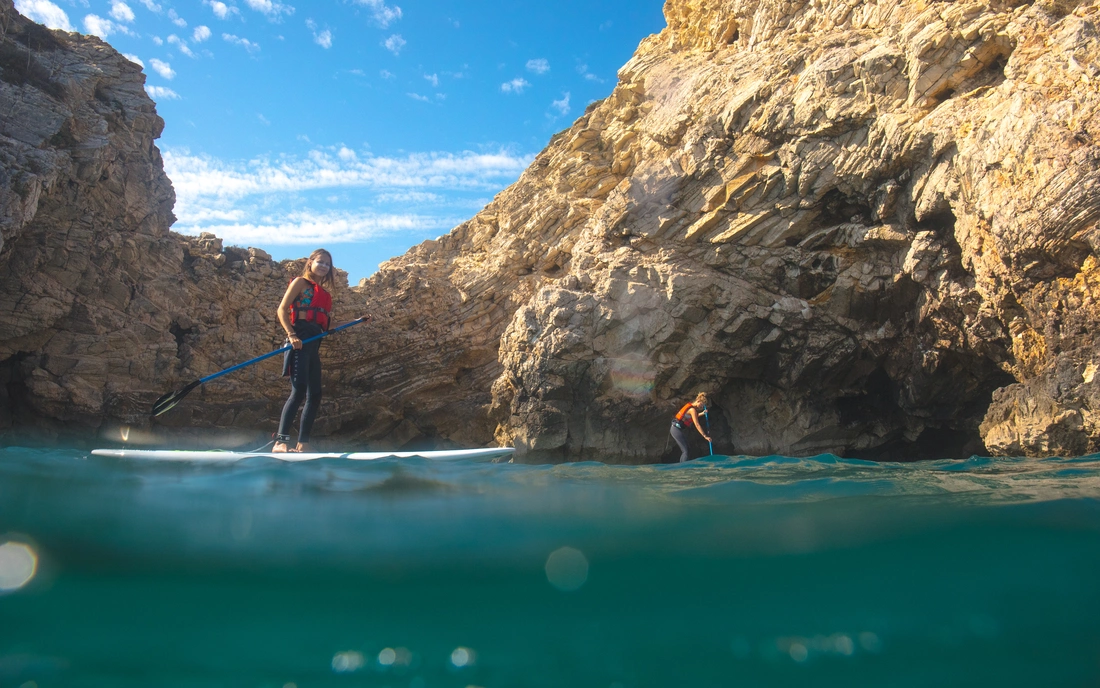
xmin=545 ymin=546 xmax=588 ymax=591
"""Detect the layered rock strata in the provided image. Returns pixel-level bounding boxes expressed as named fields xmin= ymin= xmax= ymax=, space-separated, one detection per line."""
xmin=2 ymin=0 xmax=1100 ymax=462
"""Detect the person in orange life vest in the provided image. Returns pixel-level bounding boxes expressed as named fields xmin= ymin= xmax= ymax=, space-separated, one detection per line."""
xmin=273 ymin=248 xmax=369 ymax=453
xmin=670 ymin=392 xmax=712 ymax=463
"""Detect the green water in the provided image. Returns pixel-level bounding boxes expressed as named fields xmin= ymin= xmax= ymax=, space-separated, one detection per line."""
xmin=1 ymin=448 xmax=1099 ymax=686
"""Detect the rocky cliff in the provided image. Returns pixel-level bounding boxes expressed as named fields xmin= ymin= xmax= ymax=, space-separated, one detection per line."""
xmin=2 ymin=0 xmax=1099 ymax=461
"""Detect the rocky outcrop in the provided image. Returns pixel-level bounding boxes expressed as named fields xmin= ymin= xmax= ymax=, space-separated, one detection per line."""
xmin=380 ymin=0 xmax=1100 ymax=462
xmin=3 ymin=0 xmax=1100 ymax=462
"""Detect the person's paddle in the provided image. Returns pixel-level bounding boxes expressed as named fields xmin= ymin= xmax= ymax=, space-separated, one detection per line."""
xmin=151 ymin=316 xmax=369 ymax=417
xmin=703 ymin=403 xmax=714 ymax=457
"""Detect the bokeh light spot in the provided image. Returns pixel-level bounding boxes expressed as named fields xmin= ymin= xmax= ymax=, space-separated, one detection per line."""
xmin=331 ymin=651 xmax=365 ymax=673
xmin=545 ymin=546 xmax=589 ymax=591
xmin=450 ymin=647 xmax=474 ymax=668
xmin=0 ymin=541 xmax=38 ymax=592
xmin=378 ymin=647 xmax=396 ymax=666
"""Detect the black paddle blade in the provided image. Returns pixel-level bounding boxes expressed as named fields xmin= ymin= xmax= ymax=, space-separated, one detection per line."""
xmin=151 ymin=379 xmax=202 ymax=417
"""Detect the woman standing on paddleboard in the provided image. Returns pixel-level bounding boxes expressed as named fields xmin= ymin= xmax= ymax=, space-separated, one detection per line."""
xmin=273 ymin=249 xmax=366 ymax=453
xmin=670 ymin=392 xmax=712 ymax=463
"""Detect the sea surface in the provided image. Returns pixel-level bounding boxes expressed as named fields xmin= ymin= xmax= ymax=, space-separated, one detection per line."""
xmin=1 ymin=446 xmax=1099 ymax=687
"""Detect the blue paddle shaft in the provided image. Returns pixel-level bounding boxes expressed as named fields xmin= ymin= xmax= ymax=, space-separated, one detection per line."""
xmin=197 ymin=319 xmax=365 ymax=385
xmin=704 ymin=404 xmax=713 ymax=456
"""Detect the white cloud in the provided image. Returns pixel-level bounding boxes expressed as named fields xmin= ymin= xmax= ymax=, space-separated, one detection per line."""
xmin=258 ymin=113 xmax=270 ymax=125
xmin=15 ymin=0 xmax=74 ymax=31
xmin=167 ymin=34 xmax=196 ymax=57
xmin=109 ymin=1 xmax=134 ymax=22
xmin=162 ymin=148 xmax=534 ymax=246
xmin=138 ymin=0 xmax=162 ymax=11
xmin=193 ymin=25 xmax=211 ymax=41
xmin=380 ymin=69 xmax=395 ymax=79
xmin=165 ymin=148 xmax=531 ymax=202
xmin=354 ymin=0 xmax=401 ymax=27
xmin=577 ymin=63 xmax=603 ymax=83
xmin=407 ymin=92 xmax=429 ymax=102
xmin=223 ymin=33 xmax=260 ymax=52
xmin=168 ymin=8 xmax=186 ymax=26
xmin=145 ymin=85 xmax=180 ymax=99
xmin=83 ymin=14 xmax=133 ymax=38
xmin=424 ymin=73 xmax=438 ymax=87
xmin=306 ymin=19 xmax=331 ymax=48
xmin=382 ymin=34 xmax=405 ymax=55
xmin=526 ymin=58 xmax=549 ymax=75
xmin=500 ymin=77 xmax=529 ymax=94
xmin=123 ymin=53 xmax=144 ymax=67
xmin=152 ymin=35 xmax=163 ymax=45
xmin=149 ymin=58 xmax=175 ymax=79
xmin=551 ymin=91 xmax=570 ymax=115
xmin=245 ymin=0 xmax=293 ymax=18
xmin=175 ymin=211 xmax=452 ymax=246
xmin=204 ymin=0 xmax=238 ymax=19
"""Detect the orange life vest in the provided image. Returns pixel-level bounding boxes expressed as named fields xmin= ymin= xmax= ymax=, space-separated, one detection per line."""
xmin=674 ymin=403 xmax=695 ymax=428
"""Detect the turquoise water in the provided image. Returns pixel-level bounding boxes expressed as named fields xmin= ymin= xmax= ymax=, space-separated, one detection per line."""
xmin=1 ymin=447 xmax=1099 ymax=687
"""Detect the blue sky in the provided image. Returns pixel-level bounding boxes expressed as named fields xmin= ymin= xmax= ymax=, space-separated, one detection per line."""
xmin=15 ymin=0 xmax=666 ymax=283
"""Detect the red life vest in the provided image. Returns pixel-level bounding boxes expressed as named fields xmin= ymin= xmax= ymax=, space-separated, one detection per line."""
xmin=289 ymin=279 xmax=332 ymax=330
xmin=674 ymin=403 xmax=695 ymax=428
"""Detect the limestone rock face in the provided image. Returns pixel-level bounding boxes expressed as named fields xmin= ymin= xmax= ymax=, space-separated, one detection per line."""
xmin=3 ymin=0 xmax=1100 ymax=462
xmin=377 ymin=0 xmax=1100 ymax=462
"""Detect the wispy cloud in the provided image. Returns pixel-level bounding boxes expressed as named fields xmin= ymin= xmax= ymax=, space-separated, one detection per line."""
xmin=500 ymin=77 xmax=529 ymax=94
xmin=354 ymin=0 xmax=401 ymax=28
xmin=16 ymin=0 xmax=73 ymax=30
xmin=526 ymin=58 xmax=549 ymax=74
xmin=163 ymin=147 xmax=534 ymax=246
xmin=380 ymin=69 xmax=395 ymax=79
xmin=137 ymin=0 xmax=162 ymax=11
xmin=407 ymin=92 xmax=429 ymax=102
xmin=109 ymin=0 xmax=135 ymax=22
xmin=382 ymin=34 xmax=405 ymax=55
xmin=245 ymin=0 xmax=294 ymax=19
xmin=174 ymin=210 xmax=455 ymax=246
xmin=577 ymin=63 xmax=603 ymax=83
xmin=551 ymin=91 xmax=570 ymax=116
xmin=149 ymin=58 xmax=175 ymax=79
xmin=424 ymin=73 xmax=439 ymax=87
xmin=145 ymin=85 xmax=180 ymax=100
xmin=168 ymin=8 xmax=186 ymax=26
xmin=123 ymin=53 xmax=144 ymax=67
xmin=223 ymin=33 xmax=260 ymax=52
xmin=193 ymin=25 xmax=211 ymax=41
xmin=306 ymin=19 xmax=332 ymax=48
xmin=167 ymin=34 xmax=196 ymax=58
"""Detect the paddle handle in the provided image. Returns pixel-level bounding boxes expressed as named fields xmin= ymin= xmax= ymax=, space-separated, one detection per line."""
xmin=197 ymin=318 xmax=367 ymax=385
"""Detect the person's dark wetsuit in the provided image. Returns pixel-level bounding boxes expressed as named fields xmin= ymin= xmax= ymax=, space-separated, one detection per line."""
xmin=670 ymin=403 xmax=696 ymax=463
xmin=277 ymin=279 xmax=330 ymax=446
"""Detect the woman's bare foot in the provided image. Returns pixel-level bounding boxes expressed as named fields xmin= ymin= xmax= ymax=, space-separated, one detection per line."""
xmin=293 ymin=442 xmax=311 ymax=453
xmin=272 ymin=442 xmax=290 ymax=453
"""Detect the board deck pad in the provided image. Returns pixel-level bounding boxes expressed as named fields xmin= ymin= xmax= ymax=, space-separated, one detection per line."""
xmin=90 ymin=447 xmax=515 ymax=463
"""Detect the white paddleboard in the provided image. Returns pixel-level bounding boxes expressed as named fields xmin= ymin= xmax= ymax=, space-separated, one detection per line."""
xmin=90 ymin=447 xmax=514 ymax=463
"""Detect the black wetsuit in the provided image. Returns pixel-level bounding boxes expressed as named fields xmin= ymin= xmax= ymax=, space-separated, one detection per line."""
xmin=278 ymin=320 xmax=324 ymax=443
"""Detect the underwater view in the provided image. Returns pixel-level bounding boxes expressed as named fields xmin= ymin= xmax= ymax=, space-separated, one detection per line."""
xmin=1 ymin=447 xmax=1099 ymax=687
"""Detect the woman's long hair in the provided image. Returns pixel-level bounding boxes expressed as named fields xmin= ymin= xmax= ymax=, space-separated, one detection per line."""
xmin=301 ymin=248 xmax=336 ymax=290
xmin=693 ymin=392 xmax=709 ymax=407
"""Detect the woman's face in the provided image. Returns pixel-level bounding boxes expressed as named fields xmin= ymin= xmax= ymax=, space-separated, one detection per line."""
xmin=311 ymin=256 xmax=331 ymax=277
